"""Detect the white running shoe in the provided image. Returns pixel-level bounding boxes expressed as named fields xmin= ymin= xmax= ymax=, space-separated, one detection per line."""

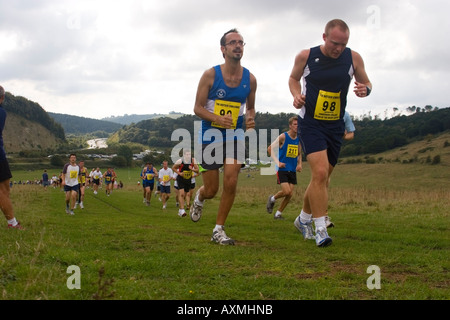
xmin=266 ymin=195 xmax=275 ymax=214
xmin=315 ymin=227 xmax=332 ymax=247
xmin=294 ymin=216 xmax=315 ymax=240
xmin=325 ymin=216 xmax=335 ymax=228
xmin=178 ymin=210 xmax=186 ymax=217
xmin=190 ymin=190 xmax=203 ymax=222
xmin=80 ymin=202 xmax=84 ymax=209
xmin=211 ymin=226 xmax=235 ymax=245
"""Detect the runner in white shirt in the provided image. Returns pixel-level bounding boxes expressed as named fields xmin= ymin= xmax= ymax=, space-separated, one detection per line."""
xmin=91 ymin=167 xmax=102 ymax=195
xmin=158 ymin=160 xmax=174 ymax=210
xmin=62 ymin=154 xmax=80 ymax=215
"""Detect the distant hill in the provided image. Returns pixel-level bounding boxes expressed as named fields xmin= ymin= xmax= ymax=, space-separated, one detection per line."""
xmin=102 ymin=112 xmax=185 ymax=125
xmin=49 ymin=112 xmax=123 ymax=135
xmin=2 ymin=92 xmax=66 ymax=153
xmin=111 ymin=108 xmax=450 ymax=159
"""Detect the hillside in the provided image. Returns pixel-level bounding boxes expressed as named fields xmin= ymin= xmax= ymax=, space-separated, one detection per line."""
xmin=2 ymin=92 xmax=66 ymax=154
xmin=341 ymin=107 xmax=450 ymax=156
xmin=3 ymin=113 xmax=64 ymax=153
xmin=371 ymin=131 xmax=450 ymax=165
xmin=49 ymin=112 xmax=123 ymax=135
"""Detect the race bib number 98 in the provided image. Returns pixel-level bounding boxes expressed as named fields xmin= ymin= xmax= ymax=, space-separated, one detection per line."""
xmin=212 ymin=100 xmax=241 ymax=129
xmin=314 ymin=90 xmax=341 ymax=121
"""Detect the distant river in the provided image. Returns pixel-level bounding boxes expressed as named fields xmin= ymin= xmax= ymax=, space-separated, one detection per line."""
xmin=86 ymin=138 xmax=108 ymax=149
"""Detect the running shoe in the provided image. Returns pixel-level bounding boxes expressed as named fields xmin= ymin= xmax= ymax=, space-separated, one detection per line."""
xmin=178 ymin=210 xmax=186 ymax=217
xmin=190 ymin=190 xmax=203 ymax=222
xmin=325 ymin=216 xmax=335 ymax=228
xmin=315 ymin=227 xmax=333 ymax=247
xmin=274 ymin=214 xmax=284 ymax=220
xmin=266 ymin=195 xmax=275 ymax=214
xmin=211 ymin=226 xmax=235 ymax=245
xmin=294 ymin=216 xmax=315 ymax=240
xmin=7 ymin=221 xmax=24 ymax=230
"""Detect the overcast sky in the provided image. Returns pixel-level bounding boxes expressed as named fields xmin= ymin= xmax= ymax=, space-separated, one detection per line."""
xmin=1 ymin=0 xmax=449 ymax=120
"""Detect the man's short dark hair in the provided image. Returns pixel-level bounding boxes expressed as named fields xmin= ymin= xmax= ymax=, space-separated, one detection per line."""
xmin=220 ymin=28 xmax=239 ymax=46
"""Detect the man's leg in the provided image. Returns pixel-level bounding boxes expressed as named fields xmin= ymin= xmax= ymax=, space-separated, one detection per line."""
xmin=0 ymin=179 xmax=14 ymax=220
xmin=216 ymin=161 xmax=241 ymax=226
xmin=276 ymin=183 xmax=294 ymax=213
xmin=197 ymin=169 xmax=219 ymax=202
xmin=303 ymin=150 xmax=330 ymax=218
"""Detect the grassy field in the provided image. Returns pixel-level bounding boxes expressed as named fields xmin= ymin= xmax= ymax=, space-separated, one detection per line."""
xmin=0 ymin=162 xmax=449 ymax=301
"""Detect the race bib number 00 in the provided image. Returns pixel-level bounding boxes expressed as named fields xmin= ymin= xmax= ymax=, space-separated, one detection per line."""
xmin=314 ymin=90 xmax=341 ymax=121
xmin=212 ymin=100 xmax=241 ymax=129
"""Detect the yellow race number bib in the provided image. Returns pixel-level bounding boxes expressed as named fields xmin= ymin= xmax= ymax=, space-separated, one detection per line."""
xmin=314 ymin=90 xmax=341 ymax=121
xmin=212 ymin=100 xmax=241 ymax=129
xmin=183 ymin=171 xmax=193 ymax=179
xmin=286 ymin=144 xmax=298 ymax=158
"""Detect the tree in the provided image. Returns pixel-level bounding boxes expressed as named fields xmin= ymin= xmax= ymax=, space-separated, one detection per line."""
xmin=50 ymin=155 xmax=65 ymax=167
xmin=117 ymin=145 xmax=133 ymax=167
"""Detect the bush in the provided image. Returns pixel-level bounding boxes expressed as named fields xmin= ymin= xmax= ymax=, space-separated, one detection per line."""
xmin=431 ymin=155 xmax=441 ymax=165
xmin=111 ymin=155 xmax=127 ymax=167
xmin=50 ymin=155 xmax=65 ymax=167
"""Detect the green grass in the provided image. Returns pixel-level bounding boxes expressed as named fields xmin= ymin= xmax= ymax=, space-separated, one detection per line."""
xmin=0 ymin=162 xmax=449 ymax=300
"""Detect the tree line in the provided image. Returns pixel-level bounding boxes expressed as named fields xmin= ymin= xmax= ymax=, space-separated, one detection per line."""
xmin=113 ymin=107 xmax=450 ymax=157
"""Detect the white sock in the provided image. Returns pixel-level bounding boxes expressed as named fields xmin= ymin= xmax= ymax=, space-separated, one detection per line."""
xmin=300 ymin=210 xmax=312 ymax=224
xmin=8 ymin=218 xmax=18 ymax=226
xmin=313 ymin=216 xmax=327 ymax=232
xmin=270 ymin=196 xmax=276 ymax=203
xmin=214 ymin=224 xmax=223 ymax=232
xmin=195 ymin=194 xmax=204 ymax=206
xmin=275 ymin=210 xmax=282 ymax=217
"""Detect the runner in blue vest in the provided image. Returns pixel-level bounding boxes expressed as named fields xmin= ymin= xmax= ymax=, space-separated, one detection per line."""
xmin=266 ymin=117 xmax=302 ymax=220
xmin=191 ymin=28 xmax=257 ymax=245
xmin=289 ymin=19 xmax=372 ymax=247
xmin=141 ymin=162 xmax=157 ymax=207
